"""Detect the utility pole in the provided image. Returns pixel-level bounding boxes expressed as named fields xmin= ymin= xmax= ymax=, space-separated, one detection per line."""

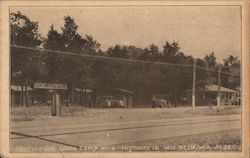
xmin=217 ymin=66 xmax=221 ymax=106
xmin=192 ymin=59 xmax=196 ymax=109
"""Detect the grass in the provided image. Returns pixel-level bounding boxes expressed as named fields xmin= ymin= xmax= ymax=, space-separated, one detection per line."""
xmin=11 ymin=105 xmax=108 ymax=121
xmin=11 ymin=106 xmax=51 ymax=121
xmin=11 ymin=105 xmax=241 ymax=122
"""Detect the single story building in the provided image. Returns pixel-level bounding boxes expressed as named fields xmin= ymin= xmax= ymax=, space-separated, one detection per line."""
xmin=100 ymin=88 xmax=134 ymax=108
xmin=11 ymin=85 xmax=33 ymax=106
xmin=11 ymin=82 xmax=135 ymax=108
xmin=185 ymin=84 xmax=238 ymax=106
xmin=11 ymin=83 xmax=67 ymax=106
xmin=71 ymin=88 xmax=93 ymax=106
xmin=117 ymin=88 xmax=134 ymax=107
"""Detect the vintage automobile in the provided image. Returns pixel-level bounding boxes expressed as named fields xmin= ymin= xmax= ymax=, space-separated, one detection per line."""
xmin=109 ymin=99 xmax=125 ymax=108
xmin=101 ymin=96 xmax=125 ymax=108
xmin=151 ymin=95 xmax=168 ymax=108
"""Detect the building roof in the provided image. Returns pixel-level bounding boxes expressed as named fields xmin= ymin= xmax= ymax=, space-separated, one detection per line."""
xmin=11 ymin=85 xmax=33 ymax=91
xmin=186 ymin=84 xmax=237 ymax=93
xmin=204 ymin=85 xmax=237 ymax=93
xmin=74 ymin=88 xmax=92 ymax=93
xmin=116 ymin=88 xmax=134 ymax=94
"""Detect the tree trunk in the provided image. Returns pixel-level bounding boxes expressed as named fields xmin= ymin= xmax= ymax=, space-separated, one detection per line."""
xmin=71 ymin=84 xmax=74 ymax=105
xmin=25 ymin=80 xmax=29 ymax=107
xmin=21 ymin=85 xmax=26 ymax=107
xmin=11 ymin=93 xmax=15 ymax=107
xmin=92 ymin=91 xmax=97 ymax=108
xmin=66 ymin=94 xmax=69 ymax=106
xmin=80 ymin=88 xmax=83 ymax=106
xmin=20 ymin=85 xmax=23 ymax=107
xmin=174 ymin=89 xmax=177 ymax=107
xmin=84 ymin=88 xmax=87 ymax=107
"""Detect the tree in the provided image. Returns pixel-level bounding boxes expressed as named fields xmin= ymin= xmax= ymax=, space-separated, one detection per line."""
xmin=204 ymin=52 xmax=217 ymax=69
xmin=83 ymin=35 xmax=101 ymax=55
xmin=44 ymin=25 xmax=63 ymax=50
xmin=195 ymin=58 xmax=214 ymax=87
xmin=162 ymin=41 xmax=180 ymax=62
xmin=222 ymin=55 xmax=240 ymax=89
xmin=223 ymin=55 xmax=240 ymax=67
xmin=141 ymin=44 xmax=161 ymax=61
xmin=11 ymin=11 xmax=42 ymax=75
xmin=61 ymin=16 xmax=85 ymax=53
xmin=60 ymin=16 xmax=101 ymax=54
xmin=11 ymin=11 xmax=41 ymax=47
xmin=200 ymin=52 xmax=218 ymax=86
xmin=43 ymin=16 xmax=101 ymax=105
xmin=11 ymin=11 xmax=42 ymax=106
xmin=107 ymin=45 xmax=144 ymax=60
xmin=123 ymin=45 xmax=144 ymax=60
xmin=106 ymin=45 xmax=128 ymax=58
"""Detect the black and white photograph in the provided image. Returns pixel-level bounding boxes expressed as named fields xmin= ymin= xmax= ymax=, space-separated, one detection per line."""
xmin=0 ymin=1 xmax=249 ymax=157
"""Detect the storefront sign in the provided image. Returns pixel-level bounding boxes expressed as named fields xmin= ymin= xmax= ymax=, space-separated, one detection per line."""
xmin=33 ymin=83 xmax=67 ymax=90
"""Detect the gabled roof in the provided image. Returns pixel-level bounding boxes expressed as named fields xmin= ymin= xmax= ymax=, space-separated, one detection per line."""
xmin=186 ymin=84 xmax=237 ymax=93
xmin=204 ymin=84 xmax=237 ymax=93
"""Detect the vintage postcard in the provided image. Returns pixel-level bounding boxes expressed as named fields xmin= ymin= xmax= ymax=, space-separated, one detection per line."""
xmin=0 ymin=0 xmax=249 ymax=158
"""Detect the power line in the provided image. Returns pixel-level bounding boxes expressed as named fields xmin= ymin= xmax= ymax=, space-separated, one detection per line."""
xmin=196 ymin=66 xmax=240 ymax=77
xmin=11 ymin=45 xmax=193 ymax=67
xmin=11 ymin=44 xmax=240 ymax=77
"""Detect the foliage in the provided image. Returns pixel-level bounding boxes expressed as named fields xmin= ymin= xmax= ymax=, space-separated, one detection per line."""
xmin=10 ymin=11 xmax=241 ymax=105
xmin=204 ymin=52 xmax=217 ymax=69
xmin=10 ymin=11 xmax=43 ymax=83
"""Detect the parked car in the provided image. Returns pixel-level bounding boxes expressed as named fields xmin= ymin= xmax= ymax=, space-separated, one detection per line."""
xmin=109 ymin=99 xmax=124 ymax=108
xmin=100 ymin=96 xmax=124 ymax=108
xmin=152 ymin=95 xmax=168 ymax=108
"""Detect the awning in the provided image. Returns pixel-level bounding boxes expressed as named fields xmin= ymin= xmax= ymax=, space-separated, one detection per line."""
xmin=11 ymin=85 xmax=33 ymax=91
xmin=74 ymin=88 xmax=93 ymax=93
xmin=116 ymin=88 xmax=134 ymax=95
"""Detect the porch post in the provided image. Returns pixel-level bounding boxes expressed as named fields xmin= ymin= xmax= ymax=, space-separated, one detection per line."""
xmin=217 ymin=67 xmax=221 ymax=106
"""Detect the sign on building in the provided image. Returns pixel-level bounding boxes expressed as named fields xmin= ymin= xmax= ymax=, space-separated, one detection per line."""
xmin=33 ymin=83 xmax=68 ymax=90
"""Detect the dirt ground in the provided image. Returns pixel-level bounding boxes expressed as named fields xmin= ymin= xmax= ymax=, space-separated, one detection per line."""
xmin=10 ymin=106 xmax=241 ymax=153
xmin=111 ymin=129 xmax=241 ymax=152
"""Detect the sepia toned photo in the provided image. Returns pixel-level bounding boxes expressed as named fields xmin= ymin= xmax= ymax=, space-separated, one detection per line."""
xmin=0 ymin=1 xmax=249 ymax=158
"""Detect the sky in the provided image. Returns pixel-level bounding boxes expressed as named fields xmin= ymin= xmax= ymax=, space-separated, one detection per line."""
xmin=11 ymin=6 xmax=241 ymax=62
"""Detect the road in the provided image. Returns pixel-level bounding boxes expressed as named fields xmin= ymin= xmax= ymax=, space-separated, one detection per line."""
xmin=11 ymin=114 xmax=241 ymax=152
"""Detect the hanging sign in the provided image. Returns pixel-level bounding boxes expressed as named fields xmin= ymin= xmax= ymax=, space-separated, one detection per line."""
xmin=33 ymin=82 xmax=67 ymax=90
